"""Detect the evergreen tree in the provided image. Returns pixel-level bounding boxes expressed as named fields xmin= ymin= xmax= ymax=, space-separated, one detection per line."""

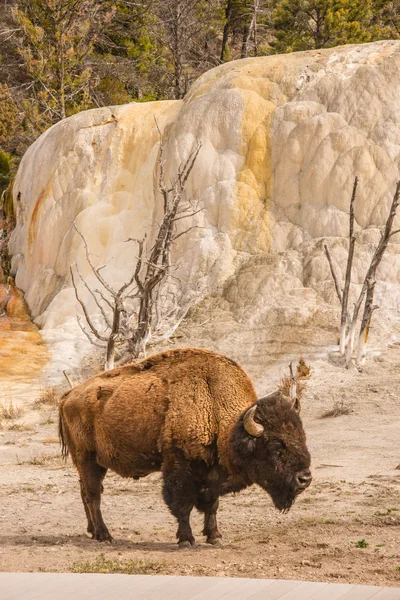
xmin=271 ymin=0 xmax=373 ymax=53
xmin=371 ymin=0 xmax=400 ymax=38
xmin=12 ymin=0 xmax=113 ymax=126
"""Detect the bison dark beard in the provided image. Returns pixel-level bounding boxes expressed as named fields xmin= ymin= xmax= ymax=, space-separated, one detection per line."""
xmin=264 ymin=480 xmax=299 ymax=514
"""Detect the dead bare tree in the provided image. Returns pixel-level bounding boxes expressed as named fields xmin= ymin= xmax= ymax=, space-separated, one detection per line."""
xmin=71 ymin=136 xmax=202 ymax=371
xmin=127 ymin=138 xmax=202 ymax=358
xmin=325 ymin=179 xmax=400 ymax=369
xmin=354 ymin=181 xmax=400 ymax=367
xmin=70 ymin=223 xmax=141 ymax=371
xmin=324 ymin=177 xmax=358 ymax=356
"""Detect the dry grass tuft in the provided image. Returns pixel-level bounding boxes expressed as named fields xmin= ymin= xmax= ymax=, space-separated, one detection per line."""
xmin=297 ymin=356 xmax=312 ymax=379
xmin=34 ymin=386 xmax=61 ymax=409
xmin=279 ymin=357 xmax=312 ymax=401
xmin=42 ymin=437 xmax=59 ymax=444
xmin=0 ymin=400 xmax=24 ymax=420
xmin=320 ymin=399 xmax=354 ymax=419
xmin=71 ymin=553 xmax=164 ymax=575
xmin=8 ymin=423 xmax=32 ymax=432
xmin=17 ymin=451 xmax=60 ymax=466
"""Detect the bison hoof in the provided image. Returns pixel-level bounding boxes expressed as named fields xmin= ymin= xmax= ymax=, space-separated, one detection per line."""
xmin=178 ymin=540 xmax=196 ymax=549
xmin=94 ymin=532 xmax=115 ymax=544
xmin=206 ymin=537 xmax=223 ymax=546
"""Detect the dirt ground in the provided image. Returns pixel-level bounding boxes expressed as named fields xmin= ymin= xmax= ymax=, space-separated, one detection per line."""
xmin=0 ymin=343 xmax=399 ymax=586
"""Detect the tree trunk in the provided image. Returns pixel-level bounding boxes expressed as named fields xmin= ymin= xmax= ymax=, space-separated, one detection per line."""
xmin=340 ymin=177 xmax=358 ymax=356
xmin=58 ymin=31 xmax=66 ymax=120
xmin=348 ymin=181 xmax=400 ymax=367
xmin=172 ymin=3 xmax=183 ymax=99
xmin=356 ymin=280 xmax=377 ymax=368
xmin=241 ymin=24 xmax=249 ymax=58
xmin=105 ymin=299 xmax=122 ymax=371
xmin=220 ymin=0 xmax=233 ymax=63
xmin=129 ymin=289 xmax=152 ymax=358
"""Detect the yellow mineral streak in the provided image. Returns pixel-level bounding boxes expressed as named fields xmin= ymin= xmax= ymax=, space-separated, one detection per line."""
xmin=232 ymin=62 xmax=289 ymax=253
xmin=113 ymin=101 xmax=181 ymax=213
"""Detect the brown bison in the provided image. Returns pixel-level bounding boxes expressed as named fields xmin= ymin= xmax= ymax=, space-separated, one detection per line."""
xmin=59 ymin=348 xmax=311 ymax=546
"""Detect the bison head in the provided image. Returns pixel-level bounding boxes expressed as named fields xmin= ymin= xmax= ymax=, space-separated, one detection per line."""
xmin=231 ymin=392 xmax=311 ymax=512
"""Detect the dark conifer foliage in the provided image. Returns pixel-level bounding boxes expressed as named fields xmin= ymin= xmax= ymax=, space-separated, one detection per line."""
xmin=0 ymin=0 xmax=398 ymax=161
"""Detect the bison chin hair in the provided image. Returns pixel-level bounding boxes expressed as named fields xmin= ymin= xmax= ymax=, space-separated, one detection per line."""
xmin=265 ymin=485 xmax=297 ymax=514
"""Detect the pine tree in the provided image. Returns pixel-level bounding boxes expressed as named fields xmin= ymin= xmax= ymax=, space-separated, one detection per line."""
xmin=12 ymin=0 xmax=113 ymax=126
xmin=271 ymin=0 xmax=373 ymax=53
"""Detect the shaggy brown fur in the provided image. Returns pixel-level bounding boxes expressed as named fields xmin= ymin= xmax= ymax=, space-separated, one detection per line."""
xmin=59 ymin=348 xmax=311 ymax=546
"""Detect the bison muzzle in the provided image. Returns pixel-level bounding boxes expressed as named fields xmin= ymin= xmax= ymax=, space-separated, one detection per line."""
xmin=59 ymin=348 xmax=311 ymax=546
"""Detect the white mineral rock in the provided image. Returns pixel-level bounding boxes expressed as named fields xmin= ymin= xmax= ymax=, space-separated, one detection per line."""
xmin=9 ymin=41 xmax=400 ymax=379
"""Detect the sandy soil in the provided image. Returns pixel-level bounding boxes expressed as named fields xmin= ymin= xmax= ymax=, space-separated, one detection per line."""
xmin=0 ymin=344 xmax=399 ymax=586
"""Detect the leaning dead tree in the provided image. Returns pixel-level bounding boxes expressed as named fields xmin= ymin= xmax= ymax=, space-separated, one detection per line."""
xmin=71 ymin=138 xmax=202 ymax=371
xmin=325 ymin=178 xmax=400 ymax=369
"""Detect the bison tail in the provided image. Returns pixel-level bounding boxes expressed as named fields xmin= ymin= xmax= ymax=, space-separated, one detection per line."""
xmin=59 ymin=405 xmax=69 ymax=460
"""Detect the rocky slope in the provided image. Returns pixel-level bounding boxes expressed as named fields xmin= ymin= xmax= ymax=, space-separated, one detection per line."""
xmin=8 ymin=40 xmax=400 ymax=380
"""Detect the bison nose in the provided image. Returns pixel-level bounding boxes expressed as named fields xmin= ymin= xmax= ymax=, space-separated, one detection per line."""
xmin=295 ymin=469 xmax=312 ymax=489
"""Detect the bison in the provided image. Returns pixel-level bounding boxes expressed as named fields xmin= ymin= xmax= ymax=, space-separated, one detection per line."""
xmin=59 ymin=348 xmax=311 ymax=546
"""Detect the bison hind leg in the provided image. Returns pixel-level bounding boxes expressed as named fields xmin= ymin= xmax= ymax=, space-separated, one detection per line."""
xmin=78 ymin=454 xmax=113 ymax=544
xmin=80 ymin=481 xmax=95 ymax=537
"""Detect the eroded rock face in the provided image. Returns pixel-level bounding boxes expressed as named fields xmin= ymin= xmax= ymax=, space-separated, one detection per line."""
xmin=9 ymin=41 xmax=400 ymax=378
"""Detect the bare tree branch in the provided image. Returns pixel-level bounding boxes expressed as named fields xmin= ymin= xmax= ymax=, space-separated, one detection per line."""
xmin=75 ymin=262 xmax=112 ymax=329
xmin=63 ymin=370 xmax=75 ymax=389
xmin=172 ymin=225 xmax=207 ymax=242
xmin=72 ymin=222 xmax=116 ymax=297
xmin=70 ymin=133 xmax=203 ymax=368
xmin=76 ymin=314 xmax=106 ymax=347
xmin=323 ymin=244 xmax=342 ymax=303
xmin=70 ymin=266 xmax=109 ymax=342
xmin=94 ymin=288 xmax=113 ymax=310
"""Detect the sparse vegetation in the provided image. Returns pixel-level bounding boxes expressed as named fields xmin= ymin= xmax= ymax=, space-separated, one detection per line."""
xmin=355 ymin=539 xmax=369 ymax=548
xmin=297 ymin=357 xmax=312 ymax=379
xmin=0 ymin=400 xmax=24 ymax=420
xmin=34 ymin=387 xmax=61 ymax=409
xmin=42 ymin=437 xmax=59 ymax=444
xmin=71 ymin=553 xmax=164 ymax=575
xmin=279 ymin=357 xmax=312 ymax=402
xmin=17 ymin=451 xmax=60 ymax=466
xmin=320 ymin=400 xmax=354 ymax=419
xmin=7 ymin=423 xmax=32 ymax=432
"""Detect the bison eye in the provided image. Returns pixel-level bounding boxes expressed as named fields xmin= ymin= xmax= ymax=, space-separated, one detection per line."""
xmin=271 ymin=439 xmax=286 ymax=453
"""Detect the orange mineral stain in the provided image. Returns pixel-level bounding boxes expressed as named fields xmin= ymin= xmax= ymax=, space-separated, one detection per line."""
xmin=0 ymin=280 xmax=48 ymax=381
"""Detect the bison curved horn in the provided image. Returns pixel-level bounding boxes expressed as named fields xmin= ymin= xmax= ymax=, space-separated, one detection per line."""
xmin=243 ymin=405 xmax=264 ymax=437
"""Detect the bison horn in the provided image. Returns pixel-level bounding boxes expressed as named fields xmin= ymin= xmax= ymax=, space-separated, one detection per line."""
xmin=243 ymin=405 xmax=264 ymax=437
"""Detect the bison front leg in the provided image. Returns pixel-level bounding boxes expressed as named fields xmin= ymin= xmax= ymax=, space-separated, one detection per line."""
xmin=196 ymin=488 xmax=222 ymax=545
xmin=78 ymin=457 xmax=113 ymax=544
xmin=162 ymin=457 xmax=196 ymax=548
